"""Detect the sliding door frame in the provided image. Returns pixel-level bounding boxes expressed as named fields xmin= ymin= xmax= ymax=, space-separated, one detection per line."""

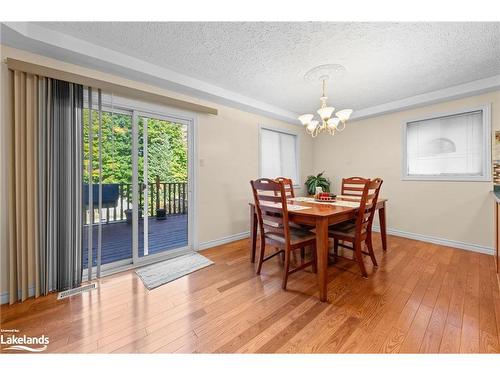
xmin=132 ymin=108 xmax=195 ymax=267
xmin=83 ymin=93 xmax=198 ymax=278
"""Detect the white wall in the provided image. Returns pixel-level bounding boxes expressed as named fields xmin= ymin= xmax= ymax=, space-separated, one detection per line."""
xmin=196 ymin=102 xmax=312 ymax=245
xmin=313 ymin=91 xmax=500 ymax=252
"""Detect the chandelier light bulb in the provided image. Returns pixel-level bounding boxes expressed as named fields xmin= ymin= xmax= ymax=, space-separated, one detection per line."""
xmin=327 ymin=117 xmax=340 ymax=129
xmin=307 ymin=120 xmax=319 ymax=130
xmin=335 ymin=109 xmax=353 ymax=122
xmin=298 ymin=114 xmax=314 ymax=125
xmin=317 ymin=106 xmax=335 ymax=121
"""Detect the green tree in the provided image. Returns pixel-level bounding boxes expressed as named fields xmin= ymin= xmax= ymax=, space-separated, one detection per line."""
xmin=83 ymin=110 xmax=188 ymax=184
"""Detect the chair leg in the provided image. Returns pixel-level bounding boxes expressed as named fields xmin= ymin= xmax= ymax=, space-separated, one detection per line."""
xmin=282 ymin=248 xmax=291 ymax=290
xmin=354 ymin=241 xmax=368 ymax=278
xmin=366 ymin=234 xmax=378 ymax=267
xmin=311 ymin=245 xmax=317 ymax=274
xmin=256 ymin=236 xmax=266 ymax=275
xmin=333 ymin=239 xmax=339 ymax=256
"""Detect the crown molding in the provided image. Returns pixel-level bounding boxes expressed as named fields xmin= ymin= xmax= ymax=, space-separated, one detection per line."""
xmin=1 ymin=22 xmax=300 ymax=123
xmin=351 ymin=75 xmax=500 ymax=121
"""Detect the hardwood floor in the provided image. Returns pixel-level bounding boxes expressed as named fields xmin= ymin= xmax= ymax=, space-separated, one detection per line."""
xmin=1 ymin=235 xmax=499 ymax=354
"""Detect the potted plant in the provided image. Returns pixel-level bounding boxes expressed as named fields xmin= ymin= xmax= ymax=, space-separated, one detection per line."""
xmin=305 ymin=172 xmax=331 ymax=196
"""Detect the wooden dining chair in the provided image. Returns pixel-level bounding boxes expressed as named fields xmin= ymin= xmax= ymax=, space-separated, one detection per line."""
xmin=329 ymin=178 xmax=383 ymax=278
xmin=250 ymin=178 xmax=317 ymax=289
xmin=341 ymin=176 xmax=385 ymax=251
xmin=274 ymin=176 xmax=309 ymax=261
xmin=274 ymin=177 xmax=295 ymax=198
xmin=341 ymin=176 xmax=368 ymax=197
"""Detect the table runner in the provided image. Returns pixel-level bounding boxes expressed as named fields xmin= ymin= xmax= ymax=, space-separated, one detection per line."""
xmin=291 ymin=197 xmax=360 ymax=208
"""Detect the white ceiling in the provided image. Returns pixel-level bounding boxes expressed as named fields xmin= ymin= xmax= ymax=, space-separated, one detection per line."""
xmin=3 ymin=22 xmax=500 ymax=121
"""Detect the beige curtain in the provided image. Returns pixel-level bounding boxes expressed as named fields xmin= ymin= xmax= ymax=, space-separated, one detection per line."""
xmin=8 ymin=70 xmax=84 ymax=304
xmin=8 ymin=71 xmax=42 ymax=303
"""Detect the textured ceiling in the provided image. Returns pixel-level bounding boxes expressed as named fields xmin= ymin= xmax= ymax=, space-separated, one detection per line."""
xmin=32 ymin=22 xmax=500 ymax=114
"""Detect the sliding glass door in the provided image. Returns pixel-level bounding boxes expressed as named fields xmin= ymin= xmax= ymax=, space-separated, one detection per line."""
xmin=135 ymin=113 xmax=190 ymax=263
xmin=83 ymin=92 xmax=193 ymax=277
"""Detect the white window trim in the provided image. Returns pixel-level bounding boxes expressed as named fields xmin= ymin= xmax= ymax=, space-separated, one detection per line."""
xmin=401 ymin=104 xmax=492 ymax=182
xmin=258 ymin=125 xmax=301 ymax=188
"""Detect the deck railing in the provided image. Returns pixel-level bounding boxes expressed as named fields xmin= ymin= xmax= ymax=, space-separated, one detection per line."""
xmin=84 ymin=182 xmax=187 ymax=225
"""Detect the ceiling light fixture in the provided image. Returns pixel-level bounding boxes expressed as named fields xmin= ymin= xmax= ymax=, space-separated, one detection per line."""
xmin=299 ymin=66 xmax=353 ymax=137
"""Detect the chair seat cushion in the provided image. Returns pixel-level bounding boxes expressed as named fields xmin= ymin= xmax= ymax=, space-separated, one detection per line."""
xmin=328 ymin=219 xmax=357 ymax=238
xmin=290 ymin=222 xmax=313 ymax=230
xmin=266 ymin=228 xmax=315 ymax=246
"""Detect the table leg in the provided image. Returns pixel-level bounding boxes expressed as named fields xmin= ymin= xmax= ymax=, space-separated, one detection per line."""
xmin=379 ymin=204 xmax=387 ymax=251
xmin=315 ymin=217 xmax=329 ymax=302
xmin=250 ymin=205 xmax=257 ymax=263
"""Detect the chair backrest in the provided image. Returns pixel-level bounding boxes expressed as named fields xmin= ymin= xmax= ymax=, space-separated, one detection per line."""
xmin=354 ymin=178 xmax=383 ymax=236
xmin=274 ymin=177 xmax=295 ymax=198
xmin=250 ymin=178 xmax=291 ymax=246
xmin=341 ymin=176 xmax=367 ymax=197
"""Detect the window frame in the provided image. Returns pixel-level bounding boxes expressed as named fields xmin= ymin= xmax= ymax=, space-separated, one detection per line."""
xmin=258 ymin=125 xmax=301 ymax=188
xmin=401 ymin=104 xmax=492 ymax=182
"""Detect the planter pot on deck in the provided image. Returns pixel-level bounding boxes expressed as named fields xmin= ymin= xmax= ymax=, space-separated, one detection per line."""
xmin=156 ymin=208 xmax=167 ymax=220
xmin=125 ymin=209 xmax=143 ymax=224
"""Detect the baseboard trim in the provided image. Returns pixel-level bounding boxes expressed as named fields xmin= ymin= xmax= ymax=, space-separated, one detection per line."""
xmin=198 ymin=231 xmax=250 ymax=251
xmin=198 ymin=227 xmax=495 ymax=256
xmin=372 ymin=225 xmax=494 ymax=255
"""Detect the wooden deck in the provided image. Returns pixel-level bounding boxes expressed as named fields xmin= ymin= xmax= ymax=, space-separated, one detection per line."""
xmin=1 ymin=235 xmax=499 ymax=353
xmin=82 ymin=214 xmax=188 ymax=268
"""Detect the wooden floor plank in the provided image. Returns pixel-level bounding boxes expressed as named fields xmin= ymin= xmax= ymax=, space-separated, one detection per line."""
xmin=439 ymin=322 xmax=461 ymax=353
xmin=419 ymin=270 xmax=455 ymax=353
xmin=398 ymin=304 xmax=433 ymax=353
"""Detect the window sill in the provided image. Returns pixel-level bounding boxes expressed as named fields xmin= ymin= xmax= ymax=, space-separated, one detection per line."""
xmin=401 ymin=175 xmax=491 ymax=182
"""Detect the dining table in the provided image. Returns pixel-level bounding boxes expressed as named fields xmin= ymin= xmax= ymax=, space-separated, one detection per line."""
xmin=248 ymin=196 xmax=388 ymax=302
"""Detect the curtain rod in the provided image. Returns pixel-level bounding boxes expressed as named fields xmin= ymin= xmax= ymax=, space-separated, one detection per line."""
xmin=5 ymin=58 xmax=218 ymax=116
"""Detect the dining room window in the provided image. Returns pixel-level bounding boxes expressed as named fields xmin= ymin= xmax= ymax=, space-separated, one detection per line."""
xmin=259 ymin=127 xmax=299 ymax=185
xmin=402 ymin=105 xmax=491 ymax=181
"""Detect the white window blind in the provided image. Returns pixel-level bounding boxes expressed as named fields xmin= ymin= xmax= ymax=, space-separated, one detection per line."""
xmin=403 ymin=107 xmax=490 ymax=181
xmin=260 ymin=128 xmax=299 ymax=185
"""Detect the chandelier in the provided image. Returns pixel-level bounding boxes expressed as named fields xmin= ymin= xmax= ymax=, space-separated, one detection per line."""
xmin=298 ymin=77 xmax=353 ymax=137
